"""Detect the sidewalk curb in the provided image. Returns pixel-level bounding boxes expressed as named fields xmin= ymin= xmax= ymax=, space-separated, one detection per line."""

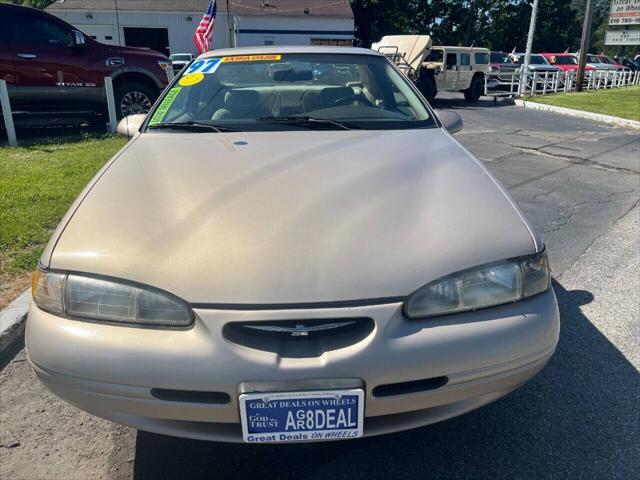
xmin=514 ymin=99 xmax=640 ymax=130
xmin=0 ymin=290 xmax=30 ymax=354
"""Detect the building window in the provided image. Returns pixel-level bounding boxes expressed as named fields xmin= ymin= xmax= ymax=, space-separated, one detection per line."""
xmin=310 ymin=38 xmax=353 ymax=46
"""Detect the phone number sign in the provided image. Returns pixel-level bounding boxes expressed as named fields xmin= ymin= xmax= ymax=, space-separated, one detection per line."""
xmin=609 ymin=0 xmax=640 ymax=26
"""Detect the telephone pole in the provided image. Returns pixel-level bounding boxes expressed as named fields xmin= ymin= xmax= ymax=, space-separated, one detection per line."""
xmin=519 ymin=0 xmax=540 ymax=96
xmin=226 ymin=0 xmax=234 ymax=48
xmin=576 ymin=0 xmax=595 ymax=92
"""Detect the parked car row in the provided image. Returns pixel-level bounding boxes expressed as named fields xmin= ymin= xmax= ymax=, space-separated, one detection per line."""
xmin=373 ymin=36 xmax=638 ymax=103
xmin=488 ymin=51 xmax=640 ymax=90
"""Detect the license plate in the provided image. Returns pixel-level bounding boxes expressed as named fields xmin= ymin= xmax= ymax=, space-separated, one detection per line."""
xmin=239 ymin=389 xmax=364 ymax=443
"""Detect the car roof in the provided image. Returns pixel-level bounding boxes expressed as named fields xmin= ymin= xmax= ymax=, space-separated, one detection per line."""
xmin=199 ymin=46 xmax=382 ymax=59
xmin=540 ymin=53 xmax=575 ymax=56
xmin=431 ymin=46 xmax=490 ymax=53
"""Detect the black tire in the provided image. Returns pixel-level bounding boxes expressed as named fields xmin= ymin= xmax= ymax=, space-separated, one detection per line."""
xmin=417 ymin=75 xmax=437 ymax=103
xmin=114 ymin=81 xmax=158 ymax=120
xmin=465 ymin=76 xmax=484 ymax=103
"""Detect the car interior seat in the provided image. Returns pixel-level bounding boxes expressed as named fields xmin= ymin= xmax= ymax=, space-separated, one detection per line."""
xmin=212 ymin=90 xmax=271 ymax=120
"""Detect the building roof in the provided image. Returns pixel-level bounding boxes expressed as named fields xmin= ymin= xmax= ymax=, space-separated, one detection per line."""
xmin=47 ymin=0 xmax=353 ymax=17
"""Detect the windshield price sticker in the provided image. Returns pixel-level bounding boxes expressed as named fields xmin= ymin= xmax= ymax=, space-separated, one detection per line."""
xmin=222 ymin=54 xmax=282 ymax=63
xmin=148 ymin=87 xmax=182 ymax=125
xmin=239 ymin=389 xmax=364 ymax=443
xmin=185 ymin=58 xmax=222 ymax=75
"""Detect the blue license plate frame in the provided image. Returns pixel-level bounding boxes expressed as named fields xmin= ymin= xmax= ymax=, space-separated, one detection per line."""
xmin=239 ymin=389 xmax=365 ymax=443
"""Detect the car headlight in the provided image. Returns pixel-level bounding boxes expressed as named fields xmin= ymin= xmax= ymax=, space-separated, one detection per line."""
xmin=32 ymin=268 xmax=193 ymax=327
xmin=404 ymin=251 xmax=551 ymax=319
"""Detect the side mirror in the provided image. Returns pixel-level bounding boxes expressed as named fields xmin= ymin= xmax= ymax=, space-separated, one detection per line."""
xmin=116 ymin=114 xmax=147 ymax=138
xmin=71 ymin=30 xmax=86 ymax=49
xmin=436 ymin=110 xmax=463 ymax=134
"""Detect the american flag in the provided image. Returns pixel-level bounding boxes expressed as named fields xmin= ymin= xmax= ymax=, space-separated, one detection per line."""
xmin=194 ymin=0 xmax=217 ymax=53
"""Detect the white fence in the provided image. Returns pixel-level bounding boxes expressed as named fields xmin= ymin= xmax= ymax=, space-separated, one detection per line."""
xmin=486 ymin=69 xmax=640 ymax=98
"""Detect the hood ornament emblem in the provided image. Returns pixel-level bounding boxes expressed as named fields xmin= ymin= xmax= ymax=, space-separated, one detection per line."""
xmin=245 ymin=320 xmax=357 ymax=337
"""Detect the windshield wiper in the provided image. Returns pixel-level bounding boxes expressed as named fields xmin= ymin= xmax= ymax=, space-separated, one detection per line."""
xmin=147 ymin=122 xmax=240 ymax=133
xmin=256 ymin=116 xmax=355 ymax=130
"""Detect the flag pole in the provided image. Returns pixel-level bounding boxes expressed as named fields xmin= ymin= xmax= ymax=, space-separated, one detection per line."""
xmin=227 ymin=0 xmax=233 ymax=48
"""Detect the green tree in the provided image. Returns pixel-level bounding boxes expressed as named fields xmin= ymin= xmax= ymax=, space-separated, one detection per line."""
xmin=4 ymin=0 xmax=56 ymax=7
xmin=352 ymin=0 xmax=583 ymax=52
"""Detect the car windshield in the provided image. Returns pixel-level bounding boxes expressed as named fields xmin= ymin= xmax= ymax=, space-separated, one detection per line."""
xmin=586 ymin=55 xmax=601 ymax=63
xmin=145 ymin=53 xmax=435 ymax=132
xmin=171 ymin=54 xmax=192 ymax=62
xmin=490 ymin=52 xmax=511 ymax=64
xmin=518 ymin=55 xmax=548 ymax=65
xmin=552 ymin=55 xmax=578 ymax=65
xmin=599 ymin=56 xmax=615 ymax=64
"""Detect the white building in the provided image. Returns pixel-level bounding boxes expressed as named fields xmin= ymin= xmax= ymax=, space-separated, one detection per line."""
xmin=46 ymin=0 xmax=355 ymax=57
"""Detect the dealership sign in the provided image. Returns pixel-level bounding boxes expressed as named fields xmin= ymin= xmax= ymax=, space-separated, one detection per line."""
xmin=605 ymin=28 xmax=640 ymax=45
xmin=608 ymin=0 xmax=640 ymax=25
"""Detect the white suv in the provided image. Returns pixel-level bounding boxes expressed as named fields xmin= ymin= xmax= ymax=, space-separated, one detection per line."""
xmin=373 ymin=35 xmax=490 ymax=102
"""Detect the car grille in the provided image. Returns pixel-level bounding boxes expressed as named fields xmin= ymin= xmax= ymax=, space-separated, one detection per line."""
xmin=222 ymin=318 xmax=375 ymax=358
xmin=497 ymin=67 xmax=516 ymax=81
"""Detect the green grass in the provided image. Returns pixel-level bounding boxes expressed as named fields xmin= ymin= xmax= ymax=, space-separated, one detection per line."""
xmin=528 ymin=85 xmax=640 ymax=122
xmin=0 ymin=135 xmax=127 ymax=281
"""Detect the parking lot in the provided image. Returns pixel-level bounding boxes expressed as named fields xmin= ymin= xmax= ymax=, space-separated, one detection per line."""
xmin=1 ymin=93 xmax=638 ymax=480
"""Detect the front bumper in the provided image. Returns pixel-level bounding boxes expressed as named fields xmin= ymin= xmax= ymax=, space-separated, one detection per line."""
xmin=26 ymin=289 xmax=559 ymax=442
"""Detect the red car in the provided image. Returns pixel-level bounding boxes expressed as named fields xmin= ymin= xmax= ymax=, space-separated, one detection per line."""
xmin=597 ymin=55 xmax=630 ymax=72
xmin=540 ymin=53 xmax=594 ymax=72
xmin=0 ymin=3 xmax=171 ymax=126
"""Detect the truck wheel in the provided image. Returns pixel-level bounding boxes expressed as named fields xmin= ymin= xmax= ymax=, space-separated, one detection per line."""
xmin=465 ymin=76 xmax=484 ymax=103
xmin=114 ymin=81 xmax=157 ymax=119
xmin=417 ymin=76 xmax=437 ymax=103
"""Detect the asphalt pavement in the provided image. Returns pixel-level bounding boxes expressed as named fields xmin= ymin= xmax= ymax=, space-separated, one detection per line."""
xmin=1 ymin=93 xmax=638 ymax=480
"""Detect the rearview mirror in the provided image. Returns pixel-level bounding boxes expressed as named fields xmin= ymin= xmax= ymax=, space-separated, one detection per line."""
xmin=436 ymin=111 xmax=463 ymax=134
xmin=273 ymin=69 xmax=314 ymax=82
xmin=117 ymin=114 xmax=147 ymax=138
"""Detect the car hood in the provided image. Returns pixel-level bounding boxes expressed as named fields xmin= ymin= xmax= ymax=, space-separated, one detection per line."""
xmin=587 ymin=63 xmax=616 ymax=70
xmin=47 ymin=129 xmax=537 ymax=304
xmin=107 ymin=44 xmax=168 ymax=60
xmin=527 ymin=65 xmax=559 ymax=71
xmin=494 ymin=63 xmax=517 ymax=68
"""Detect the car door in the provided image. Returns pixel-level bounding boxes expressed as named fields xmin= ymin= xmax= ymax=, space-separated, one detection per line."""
xmin=458 ymin=52 xmax=472 ymax=89
xmin=8 ymin=10 xmax=99 ymax=112
xmin=0 ymin=13 xmax=18 ymax=107
xmin=438 ymin=52 xmax=459 ymax=91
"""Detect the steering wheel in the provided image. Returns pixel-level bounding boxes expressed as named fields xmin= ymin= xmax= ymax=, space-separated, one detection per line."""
xmin=332 ymin=95 xmax=374 ymax=107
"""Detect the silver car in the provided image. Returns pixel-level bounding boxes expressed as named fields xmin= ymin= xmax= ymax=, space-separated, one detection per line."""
xmin=27 ymin=46 xmax=559 ymax=444
xmin=169 ymin=53 xmax=195 ymax=73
